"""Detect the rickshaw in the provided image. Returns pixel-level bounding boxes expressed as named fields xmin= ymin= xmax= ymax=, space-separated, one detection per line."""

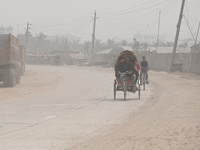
xmin=114 ymin=51 xmax=141 ymax=101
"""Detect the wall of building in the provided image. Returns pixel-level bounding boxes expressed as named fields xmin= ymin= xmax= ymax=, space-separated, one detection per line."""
xmin=94 ymin=52 xmax=200 ymax=74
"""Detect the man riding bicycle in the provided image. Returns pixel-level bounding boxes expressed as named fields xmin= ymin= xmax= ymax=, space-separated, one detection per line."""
xmin=140 ymin=56 xmax=150 ymax=84
xmin=115 ymin=56 xmax=136 ymax=91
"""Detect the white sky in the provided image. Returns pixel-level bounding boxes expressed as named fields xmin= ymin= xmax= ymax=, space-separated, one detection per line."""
xmin=0 ymin=0 xmax=200 ymax=43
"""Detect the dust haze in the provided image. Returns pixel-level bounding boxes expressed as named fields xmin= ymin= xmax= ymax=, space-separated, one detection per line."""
xmin=0 ymin=0 xmax=200 ymax=150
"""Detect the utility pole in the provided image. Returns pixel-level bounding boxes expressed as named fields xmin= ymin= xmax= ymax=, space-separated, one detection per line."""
xmin=156 ymin=11 xmax=161 ymax=53
xmin=25 ymin=22 xmax=31 ymax=51
xmin=170 ymin=0 xmax=185 ymax=72
xmin=91 ymin=10 xmax=97 ymax=63
xmin=195 ymin=21 xmax=200 ymax=45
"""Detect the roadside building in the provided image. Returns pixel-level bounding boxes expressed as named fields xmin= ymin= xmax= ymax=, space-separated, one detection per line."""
xmin=191 ymin=44 xmax=200 ymax=53
xmin=48 ymin=50 xmax=86 ymax=65
xmin=93 ymin=46 xmax=133 ymax=66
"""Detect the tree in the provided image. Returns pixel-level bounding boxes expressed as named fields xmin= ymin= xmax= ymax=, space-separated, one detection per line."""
xmin=95 ymin=39 xmax=102 ymax=52
xmin=141 ymin=42 xmax=148 ymax=51
xmin=73 ymin=40 xmax=80 ymax=50
xmin=35 ymin=32 xmax=47 ymax=52
xmin=130 ymin=38 xmax=141 ymax=52
xmin=166 ymin=42 xmax=174 ymax=47
xmin=106 ymin=39 xmax=115 ymax=48
xmin=120 ymin=40 xmax=128 ymax=46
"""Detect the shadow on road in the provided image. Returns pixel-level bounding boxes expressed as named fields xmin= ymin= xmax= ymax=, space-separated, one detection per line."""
xmin=101 ymin=98 xmax=140 ymax=102
xmin=0 ymin=83 xmax=9 ymax=88
xmin=0 ymin=83 xmax=4 ymax=88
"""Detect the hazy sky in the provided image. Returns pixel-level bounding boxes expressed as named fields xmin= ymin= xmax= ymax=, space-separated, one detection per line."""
xmin=0 ymin=0 xmax=200 ymax=43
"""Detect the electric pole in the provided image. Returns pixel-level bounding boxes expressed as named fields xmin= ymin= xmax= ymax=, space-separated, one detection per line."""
xmin=25 ymin=22 xmax=31 ymax=51
xmin=91 ymin=10 xmax=97 ymax=63
xmin=170 ymin=0 xmax=185 ymax=72
xmin=156 ymin=11 xmax=161 ymax=53
xmin=195 ymin=21 xmax=200 ymax=45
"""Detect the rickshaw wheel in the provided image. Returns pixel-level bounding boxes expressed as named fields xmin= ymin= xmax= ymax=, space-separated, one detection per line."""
xmin=114 ymin=79 xmax=116 ymax=99
xmin=124 ymin=92 xmax=126 ymax=101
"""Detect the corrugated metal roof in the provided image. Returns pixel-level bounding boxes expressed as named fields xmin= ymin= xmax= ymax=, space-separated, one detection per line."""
xmin=149 ymin=47 xmax=191 ymax=53
xmin=68 ymin=53 xmax=85 ymax=60
xmin=96 ymin=49 xmax=112 ymax=54
xmin=49 ymin=50 xmax=79 ymax=54
xmin=97 ymin=46 xmax=133 ymax=55
xmin=121 ymin=46 xmax=133 ymax=51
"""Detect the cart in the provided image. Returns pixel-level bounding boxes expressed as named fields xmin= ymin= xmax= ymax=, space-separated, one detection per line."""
xmin=114 ymin=51 xmax=141 ymax=101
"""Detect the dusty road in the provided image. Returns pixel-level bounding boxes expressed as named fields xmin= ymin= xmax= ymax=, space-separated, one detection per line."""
xmin=0 ymin=66 xmax=200 ymax=150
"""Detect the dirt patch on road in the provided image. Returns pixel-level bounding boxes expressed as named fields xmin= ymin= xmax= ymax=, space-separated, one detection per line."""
xmin=73 ymin=71 xmax=200 ymax=150
xmin=0 ymin=66 xmax=63 ymax=102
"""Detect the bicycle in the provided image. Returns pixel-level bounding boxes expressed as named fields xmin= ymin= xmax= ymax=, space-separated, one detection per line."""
xmin=140 ymin=70 xmax=148 ymax=90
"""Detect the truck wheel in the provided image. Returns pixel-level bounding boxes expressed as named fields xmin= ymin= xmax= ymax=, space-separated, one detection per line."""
xmin=16 ymin=68 xmax=20 ymax=84
xmin=8 ymin=69 xmax=16 ymax=87
xmin=3 ymin=71 xmax=9 ymax=87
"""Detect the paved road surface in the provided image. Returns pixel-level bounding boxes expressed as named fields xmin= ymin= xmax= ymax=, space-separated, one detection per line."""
xmin=0 ymin=66 xmax=200 ymax=150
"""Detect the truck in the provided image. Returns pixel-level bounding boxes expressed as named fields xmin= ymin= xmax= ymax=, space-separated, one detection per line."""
xmin=0 ymin=34 xmax=21 ymax=87
xmin=19 ymin=45 xmax=26 ymax=76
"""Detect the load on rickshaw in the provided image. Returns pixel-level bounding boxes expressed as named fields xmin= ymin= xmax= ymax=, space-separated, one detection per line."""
xmin=114 ymin=51 xmax=141 ymax=101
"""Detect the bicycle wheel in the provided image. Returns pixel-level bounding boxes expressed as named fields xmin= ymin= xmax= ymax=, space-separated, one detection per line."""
xmin=138 ymin=80 xmax=140 ymax=99
xmin=143 ymin=74 xmax=146 ymax=90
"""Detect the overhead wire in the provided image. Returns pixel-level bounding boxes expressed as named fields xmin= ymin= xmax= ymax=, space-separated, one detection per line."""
xmin=101 ymin=0 xmax=175 ymax=27
xmin=99 ymin=1 xmax=170 ymax=22
xmin=97 ymin=0 xmax=177 ymax=35
xmin=28 ymin=0 xmax=200 ymax=42
xmin=32 ymin=11 xmax=94 ymax=28
xmin=141 ymin=0 xmax=179 ymax=32
xmin=95 ymin=0 xmax=181 ymax=43
xmin=98 ymin=0 xmax=158 ymax=15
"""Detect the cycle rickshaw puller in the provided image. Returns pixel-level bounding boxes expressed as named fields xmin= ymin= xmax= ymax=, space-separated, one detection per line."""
xmin=114 ymin=51 xmax=141 ymax=101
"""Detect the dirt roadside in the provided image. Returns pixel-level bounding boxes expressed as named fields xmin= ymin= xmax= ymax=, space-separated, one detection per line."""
xmin=0 ymin=66 xmax=63 ymax=102
xmin=72 ymin=71 xmax=200 ymax=150
xmin=0 ymin=65 xmax=109 ymax=102
xmin=1 ymin=66 xmax=200 ymax=150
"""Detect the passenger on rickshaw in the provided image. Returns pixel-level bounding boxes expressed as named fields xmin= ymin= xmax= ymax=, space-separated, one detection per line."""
xmin=115 ymin=56 xmax=136 ymax=91
xmin=130 ymin=56 xmax=140 ymax=84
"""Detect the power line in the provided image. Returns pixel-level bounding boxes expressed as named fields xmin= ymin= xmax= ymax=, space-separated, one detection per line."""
xmin=32 ymin=11 xmax=94 ymax=28
xmin=97 ymin=0 xmax=176 ymax=33
xmin=98 ymin=0 xmax=158 ymax=15
xmin=31 ymin=19 xmax=93 ymax=37
xmin=100 ymin=0 xmax=173 ymax=20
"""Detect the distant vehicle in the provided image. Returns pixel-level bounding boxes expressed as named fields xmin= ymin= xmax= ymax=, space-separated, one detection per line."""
xmin=54 ymin=55 xmax=61 ymax=67
xmin=0 ymin=34 xmax=21 ymax=87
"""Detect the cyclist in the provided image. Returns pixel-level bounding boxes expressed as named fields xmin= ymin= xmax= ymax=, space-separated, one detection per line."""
xmin=140 ymin=56 xmax=150 ymax=84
